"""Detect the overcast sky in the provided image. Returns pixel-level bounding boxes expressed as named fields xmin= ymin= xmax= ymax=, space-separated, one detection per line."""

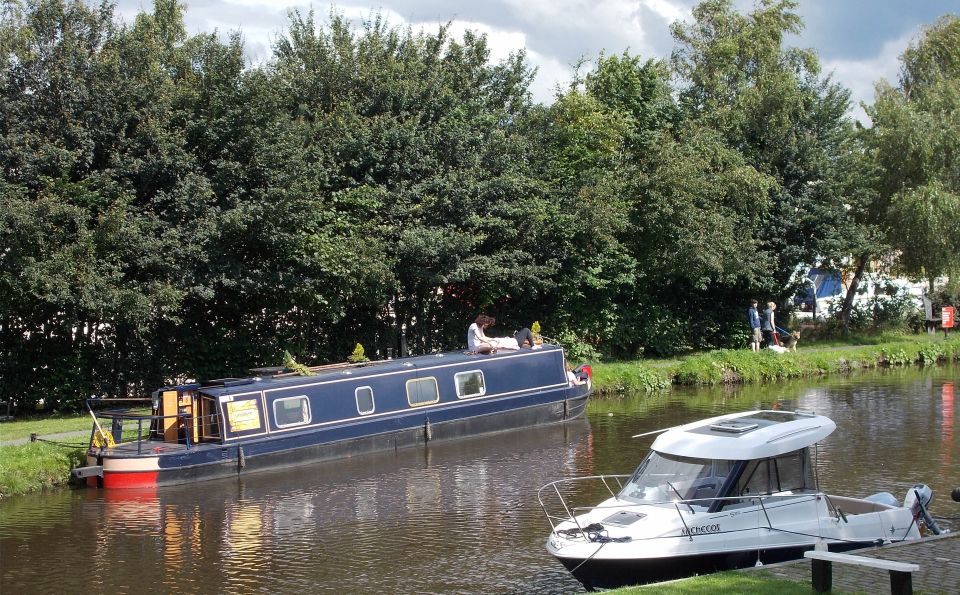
xmin=113 ymin=0 xmax=955 ymax=124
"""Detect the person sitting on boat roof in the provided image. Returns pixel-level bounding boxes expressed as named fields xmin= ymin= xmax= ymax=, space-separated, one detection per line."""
xmin=468 ymin=314 xmax=497 ymax=353
xmin=514 ymin=327 xmax=539 ymax=349
xmin=468 ymin=315 xmax=521 ymax=353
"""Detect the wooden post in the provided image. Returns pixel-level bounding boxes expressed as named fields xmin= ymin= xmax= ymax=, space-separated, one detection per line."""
xmin=890 ymin=570 xmax=913 ymax=595
xmin=811 ymin=558 xmax=832 ymax=593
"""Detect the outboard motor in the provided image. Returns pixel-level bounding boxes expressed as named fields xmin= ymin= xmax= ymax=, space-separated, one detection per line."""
xmin=904 ymin=484 xmax=942 ymax=535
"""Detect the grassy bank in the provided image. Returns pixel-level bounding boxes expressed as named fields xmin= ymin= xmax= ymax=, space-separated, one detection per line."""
xmin=608 ymin=571 xmax=846 ymax=594
xmin=592 ymin=334 xmax=960 ymax=394
xmin=0 ymin=413 xmax=91 ymax=499
xmin=0 ymin=441 xmax=86 ymax=499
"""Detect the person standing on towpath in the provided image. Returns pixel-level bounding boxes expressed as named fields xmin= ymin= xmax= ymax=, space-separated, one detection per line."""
xmin=748 ymin=299 xmax=762 ymax=351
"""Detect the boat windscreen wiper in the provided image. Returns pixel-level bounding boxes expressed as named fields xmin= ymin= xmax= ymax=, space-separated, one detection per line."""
xmin=666 ymin=481 xmax=695 ymax=514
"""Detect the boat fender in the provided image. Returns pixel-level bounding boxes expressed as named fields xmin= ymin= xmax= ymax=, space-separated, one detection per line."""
xmin=904 ymin=484 xmax=941 ymax=535
xmin=424 ymin=418 xmax=432 ymax=442
xmin=952 ymin=487 xmax=960 ymax=503
xmin=238 ymin=446 xmax=246 ymax=471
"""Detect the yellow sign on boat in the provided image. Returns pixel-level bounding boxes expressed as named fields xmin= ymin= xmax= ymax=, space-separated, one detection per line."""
xmin=227 ymin=399 xmax=261 ymax=431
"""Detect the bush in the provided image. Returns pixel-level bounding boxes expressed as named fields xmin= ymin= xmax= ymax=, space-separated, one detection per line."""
xmin=592 ymin=363 xmax=670 ymax=393
xmin=556 ymin=330 xmax=603 ymax=362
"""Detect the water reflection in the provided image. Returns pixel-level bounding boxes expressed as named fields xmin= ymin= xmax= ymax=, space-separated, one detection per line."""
xmin=942 ymin=382 xmax=954 ymax=470
xmin=1 ymin=365 xmax=958 ymax=594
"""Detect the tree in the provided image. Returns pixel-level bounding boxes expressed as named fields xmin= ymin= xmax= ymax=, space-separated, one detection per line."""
xmin=671 ymin=0 xmax=863 ymax=336
xmin=867 ymin=15 xmax=960 ymax=293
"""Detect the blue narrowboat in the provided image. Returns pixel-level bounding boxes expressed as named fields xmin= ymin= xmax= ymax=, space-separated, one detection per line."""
xmin=73 ymin=344 xmax=592 ymax=489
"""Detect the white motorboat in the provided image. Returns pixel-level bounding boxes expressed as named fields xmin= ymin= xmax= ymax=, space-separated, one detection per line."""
xmin=539 ymin=409 xmax=941 ymax=590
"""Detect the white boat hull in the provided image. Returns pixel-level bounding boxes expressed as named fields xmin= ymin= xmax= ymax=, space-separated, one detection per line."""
xmin=546 ymin=494 xmax=920 ymax=589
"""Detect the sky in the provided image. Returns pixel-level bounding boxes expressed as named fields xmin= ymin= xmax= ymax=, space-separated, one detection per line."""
xmin=113 ymin=0 xmax=956 ymax=123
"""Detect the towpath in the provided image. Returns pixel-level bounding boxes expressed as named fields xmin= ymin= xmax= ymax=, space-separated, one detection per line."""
xmin=745 ymin=532 xmax=959 ymax=594
xmin=0 ymin=430 xmax=89 ymax=447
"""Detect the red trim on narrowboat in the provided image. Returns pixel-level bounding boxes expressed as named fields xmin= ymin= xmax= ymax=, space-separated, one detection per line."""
xmin=102 ymin=470 xmax=159 ymax=489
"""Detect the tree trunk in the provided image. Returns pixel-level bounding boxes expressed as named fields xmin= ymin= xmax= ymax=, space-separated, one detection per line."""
xmin=840 ymin=254 xmax=868 ymax=336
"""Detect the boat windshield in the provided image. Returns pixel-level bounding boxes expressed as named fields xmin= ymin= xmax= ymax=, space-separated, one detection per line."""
xmin=617 ymin=451 xmax=735 ymax=508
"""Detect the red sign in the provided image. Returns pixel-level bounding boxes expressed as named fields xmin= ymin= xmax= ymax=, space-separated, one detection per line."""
xmin=944 ymin=306 xmax=955 ymax=328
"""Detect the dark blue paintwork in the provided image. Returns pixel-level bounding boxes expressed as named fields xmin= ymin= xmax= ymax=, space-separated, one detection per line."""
xmin=101 ymin=344 xmax=590 ymax=486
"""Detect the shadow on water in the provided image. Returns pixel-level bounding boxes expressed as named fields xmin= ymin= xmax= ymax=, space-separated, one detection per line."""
xmin=1 ymin=364 xmax=958 ymax=594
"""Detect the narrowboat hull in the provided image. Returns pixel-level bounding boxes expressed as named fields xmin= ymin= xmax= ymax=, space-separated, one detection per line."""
xmin=79 ymin=346 xmax=590 ymax=489
xmin=91 ymin=394 xmax=588 ymax=489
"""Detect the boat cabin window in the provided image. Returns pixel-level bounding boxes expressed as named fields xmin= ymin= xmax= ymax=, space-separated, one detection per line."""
xmin=720 ymin=448 xmax=816 ymax=510
xmin=734 ymin=449 xmax=814 ymax=498
xmin=274 ymin=396 xmax=311 ymax=428
xmin=617 ymin=451 xmax=734 ymax=509
xmin=454 ymin=370 xmax=486 ymax=399
xmin=356 ymin=386 xmax=375 ymax=415
xmin=407 ymin=377 xmax=439 ymax=407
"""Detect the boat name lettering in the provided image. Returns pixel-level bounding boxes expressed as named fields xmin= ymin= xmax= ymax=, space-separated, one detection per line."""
xmin=681 ymin=524 xmax=720 ymax=536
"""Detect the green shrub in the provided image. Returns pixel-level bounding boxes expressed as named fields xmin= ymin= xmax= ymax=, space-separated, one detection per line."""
xmin=673 ymin=355 xmax=724 ymax=385
xmin=592 ymin=362 xmax=670 ymax=393
xmin=915 ymin=342 xmax=941 ymax=364
xmin=880 ymin=348 xmax=910 ymax=366
xmin=557 ymin=330 xmax=603 ymax=362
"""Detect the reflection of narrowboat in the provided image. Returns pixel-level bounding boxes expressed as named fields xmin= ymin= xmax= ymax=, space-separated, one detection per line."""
xmin=73 ymin=345 xmax=592 ymax=489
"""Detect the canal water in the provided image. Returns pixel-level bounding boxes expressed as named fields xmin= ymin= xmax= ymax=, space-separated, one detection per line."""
xmin=1 ymin=365 xmax=957 ymax=593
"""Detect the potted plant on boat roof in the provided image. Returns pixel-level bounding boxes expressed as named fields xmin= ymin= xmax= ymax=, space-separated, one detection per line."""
xmin=283 ymin=350 xmax=314 ymax=376
xmin=531 ymin=321 xmax=543 ymax=345
xmin=348 ymin=343 xmax=369 ymax=363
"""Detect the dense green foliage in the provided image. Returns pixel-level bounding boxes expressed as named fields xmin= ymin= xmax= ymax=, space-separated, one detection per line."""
xmin=1 ymin=0 xmax=955 ymax=409
xmin=867 ymin=15 xmax=960 ymax=289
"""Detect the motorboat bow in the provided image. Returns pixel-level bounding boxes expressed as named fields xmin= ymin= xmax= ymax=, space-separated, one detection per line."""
xmin=538 ymin=409 xmax=941 ymax=590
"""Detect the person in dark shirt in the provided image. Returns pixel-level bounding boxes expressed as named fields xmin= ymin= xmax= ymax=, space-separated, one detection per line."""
xmin=761 ymin=302 xmax=778 ymax=347
xmin=515 ymin=327 xmax=536 ymax=349
xmin=748 ymin=299 xmax=761 ymax=351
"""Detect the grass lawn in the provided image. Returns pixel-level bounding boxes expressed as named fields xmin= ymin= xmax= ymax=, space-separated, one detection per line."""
xmin=0 ymin=407 xmax=153 ymax=443
xmin=0 ymin=413 xmax=93 ymax=442
xmin=611 ymin=571 xmax=847 ymax=594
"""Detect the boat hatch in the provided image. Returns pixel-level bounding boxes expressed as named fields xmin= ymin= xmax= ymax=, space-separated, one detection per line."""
xmin=603 ymin=511 xmax=647 ymax=526
xmin=709 ymin=420 xmax=758 ymax=434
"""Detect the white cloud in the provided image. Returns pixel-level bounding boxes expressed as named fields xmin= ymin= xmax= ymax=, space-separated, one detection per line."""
xmin=821 ymin=29 xmax=914 ymax=125
xmin=642 ymin=0 xmax=689 ymax=24
xmin=118 ymin=0 xmax=930 ymax=117
xmin=526 ymin=50 xmax=578 ymax=102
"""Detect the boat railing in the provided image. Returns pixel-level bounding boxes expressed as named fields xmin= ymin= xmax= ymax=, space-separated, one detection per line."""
xmin=538 ymin=475 xmax=824 ymax=540
xmin=88 ymin=408 xmax=222 ymax=455
xmin=537 ymin=475 xmax=632 ymax=534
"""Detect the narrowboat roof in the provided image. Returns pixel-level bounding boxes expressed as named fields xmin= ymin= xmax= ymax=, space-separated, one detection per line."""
xmin=650 ymin=409 xmax=836 ymax=461
xmin=192 ymin=344 xmax=566 ymax=397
